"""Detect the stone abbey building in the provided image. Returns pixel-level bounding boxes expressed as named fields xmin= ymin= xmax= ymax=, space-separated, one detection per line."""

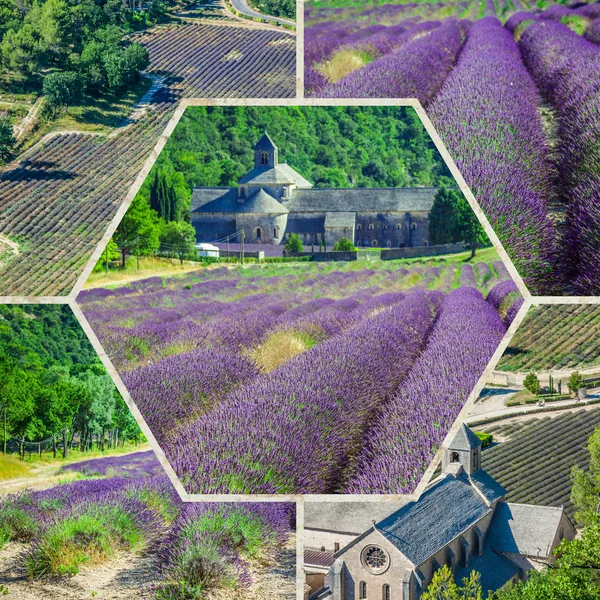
xmin=190 ymin=132 xmax=437 ymax=248
xmin=305 ymin=425 xmax=575 ymax=600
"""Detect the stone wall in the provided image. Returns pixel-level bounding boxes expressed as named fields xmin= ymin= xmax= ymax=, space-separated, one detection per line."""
xmin=355 ymin=211 xmax=429 ymax=248
xmin=286 ymin=251 xmax=359 ymax=262
xmin=381 ymin=242 xmax=467 ymax=260
xmin=236 ymin=213 xmax=288 ymax=244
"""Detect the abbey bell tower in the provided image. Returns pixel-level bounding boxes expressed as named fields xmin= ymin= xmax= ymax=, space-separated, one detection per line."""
xmin=254 ymin=131 xmax=278 ymax=168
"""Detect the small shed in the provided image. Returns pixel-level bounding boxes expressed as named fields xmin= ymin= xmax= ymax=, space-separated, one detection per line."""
xmin=196 ymin=243 xmax=220 ymax=258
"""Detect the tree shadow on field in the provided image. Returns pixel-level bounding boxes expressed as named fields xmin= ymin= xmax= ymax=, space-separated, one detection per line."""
xmin=0 ymin=160 xmax=76 ymax=182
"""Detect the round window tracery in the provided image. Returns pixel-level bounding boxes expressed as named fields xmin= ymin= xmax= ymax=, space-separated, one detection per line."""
xmin=361 ymin=545 xmax=390 ymax=575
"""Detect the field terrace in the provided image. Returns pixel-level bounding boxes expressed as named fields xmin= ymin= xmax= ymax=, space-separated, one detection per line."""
xmin=480 ymin=408 xmax=600 ymax=521
xmin=0 ymin=21 xmax=296 ymax=297
xmin=497 ymin=304 xmax=600 ymax=373
xmin=305 ymin=0 xmax=600 ymax=295
xmin=79 ymin=257 xmax=522 ymax=494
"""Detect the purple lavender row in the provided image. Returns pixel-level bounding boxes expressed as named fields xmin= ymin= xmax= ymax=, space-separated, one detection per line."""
xmin=317 ymin=21 xmax=468 ymax=104
xmin=518 ymin=20 xmax=600 ymax=294
xmin=60 ymin=450 xmax=163 ymax=478
xmin=585 ymin=18 xmax=600 ymax=44
xmin=346 ymin=287 xmax=507 ymax=494
xmin=486 ymin=279 xmax=519 ymax=310
xmin=428 ymin=17 xmax=558 ymax=294
xmin=168 ymin=290 xmax=439 ymax=494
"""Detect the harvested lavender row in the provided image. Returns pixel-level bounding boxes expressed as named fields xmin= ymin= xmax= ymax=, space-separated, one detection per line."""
xmin=428 ymin=17 xmax=558 ymax=294
xmin=317 ymin=21 xmax=468 ymax=103
xmin=169 ymin=291 xmax=439 ymax=493
xmin=346 ymin=287 xmax=507 ymax=494
xmin=518 ymin=21 xmax=600 ymax=294
xmin=486 ymin=279 xmax=519 ymax=310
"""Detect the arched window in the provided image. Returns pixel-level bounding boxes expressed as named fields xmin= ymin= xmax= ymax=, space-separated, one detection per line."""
xmin=383 ymin=584 xmax=391 ymax=600
xmin=359 ymin=581 xmax=368 ymax=599
xmin=261 ymin=152 xmax=269 ymax=165
xmin=372 ymin=240 xmax=378 ymax=247
xmin=357 ymin=224 xmax=363 ymax=230
xmin=273 ymin=227 xmax=279 ymax=238
xmin=559 ymin=527 xmax=564 ymax=540
xmin=256 ymin=227 xmax=262 ymax=239
xmin=410 ymin=222 xmax=417 ymax=230
xmin=383 ymin=224 xmax=388 ymax=230
xmin=334 ymin=542 xmax=340 ymax=552
xmin=320 ymin=546 xmax=326 ymax=552
xmin=451 ymin=451 xmax=460 ymax=463
xmin=368 ymin=223 xmax=374 ymax=230
xmin=395 ymin=223 xmax=401 ymax=230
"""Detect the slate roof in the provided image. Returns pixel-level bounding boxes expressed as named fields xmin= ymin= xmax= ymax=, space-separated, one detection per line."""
xmin=286 ymin=188 xmax=436 ymax=213
xmin=254 ymin=131 xmax=277 ymax=151
xmin=191 ymin=188 xmax=238 ymax=212
xmin=238 ymin=164 xmax=313 ymax=187
xmin=236 ymin=188 xmax=288 ymax=214
xmin=324 ymin=212 xmax=356 ymax=228
xmin=375 ymin=474 xmax=493 ymax=566
xmin=486 ymin=502 xmax=564 ymax=559
xmin=450 ymin=424 xmax=483 ymax=451
xmin=304 ymin=549 xmax=336 ymax=568
xmin=191 ymin=186 xmax=436 ymax=214
xmin=305 ymin=501 xmax=408 ymax=535
xmin=454 ymin=549 xmax=520 ymax=596
xmin=469 ymin=469 xmax=507 ymax=505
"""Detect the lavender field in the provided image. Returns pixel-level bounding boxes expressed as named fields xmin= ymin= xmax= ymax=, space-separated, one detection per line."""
xmin=305 ymin=0 xmax=600 ymax=296
xmin=0 ymin=474 xmax=295 ymax=598
xmin=60 ymin=450 xmax=164 ymax=479
xmin=79 ymin=256 xmax=520 ymax=494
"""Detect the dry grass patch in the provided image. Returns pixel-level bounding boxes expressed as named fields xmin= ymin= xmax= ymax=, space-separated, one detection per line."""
xmin=318 ymin=48 xmax=374 ymax=83
xmin=249 ymin=330 xmax=316 ymax=373
xmin=0 ymin=455 xmax=32 ymax=480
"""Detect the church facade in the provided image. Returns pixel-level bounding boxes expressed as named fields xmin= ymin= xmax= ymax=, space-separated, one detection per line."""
xmin=190 ymin=132 xmax=437 ymax=248
xmin=305 ymin=425 xmax=576 ymax=600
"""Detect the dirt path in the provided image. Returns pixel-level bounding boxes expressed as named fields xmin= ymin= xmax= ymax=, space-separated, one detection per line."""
xmin=0 ymin=542 xmax=156 ymax=600
xmin=0 ymin=445 xmax=152 ymax=496
xmin=0 ymin=536 xmax=296 ymax=599
xmin=0 ymin=234 xmax=19 ymax=269
xmin=208 ymin=536 xmax=297 ymax=600
xmin=12 ymin=98 xmax=44 ymax=142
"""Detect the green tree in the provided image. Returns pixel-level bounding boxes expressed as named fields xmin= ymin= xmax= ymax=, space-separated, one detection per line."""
xmin=37 ymin=0 xmax=72 ymax=59
xmin=568 ymin=371 xmax=584 ymax=396
xmin=332 ymin=237 xmax=356 ymax=251
xmin=160 ymin=220 xmax=196 ymax=265
xmin=43 ymin=71 xmax=83 ymax=113
xmin=523 ymin=372 xmax=541 ymax=396
xmin=422 ymin=565 xmax=483 ymax=600
xmin=572 ymin=427 xmax=600 ymax=526
xmin=455 ymin=195 xmax=488 ymax=258
xmin=113 ymin=193 xmax=161 ymax=267
xmin=429 ymin=186 xmax=459 ymax=245
xmin=92 ymin=238 xmax=120 ymax=273
xmin=284 ymin=233 xmax=303 ymax=253
xmin=0 ymin=118 xmax=16 ymax=165
xmin=0 ymin=24 xmax=43 ymax=78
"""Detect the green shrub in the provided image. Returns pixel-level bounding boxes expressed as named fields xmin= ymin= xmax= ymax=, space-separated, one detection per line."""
xmin=474 ymin=431 xmax=493 ymax=448
xmin=25 ymin=505 xmax=145 ymax=577
xmin=0 ymin=505 xmax=38 ymax=548
xmin=506 ymin=400 xmax=521 ymax=407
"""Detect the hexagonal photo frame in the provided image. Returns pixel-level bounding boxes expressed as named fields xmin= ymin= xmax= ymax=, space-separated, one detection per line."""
xmin=70 ymin=98 xmax=526 ymax=500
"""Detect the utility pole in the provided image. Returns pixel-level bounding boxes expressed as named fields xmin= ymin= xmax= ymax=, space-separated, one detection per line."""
xmin=241 ymin=229 xmax=245 ymax=265
xmin=227 ymin=235 xmax=230 ymax=264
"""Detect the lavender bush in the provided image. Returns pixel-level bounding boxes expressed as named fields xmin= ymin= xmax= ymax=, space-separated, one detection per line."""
xmin=428 ymin=17 xmax=558 ymax=294
xmin=347 ymin=287 xmax=507 ymax=493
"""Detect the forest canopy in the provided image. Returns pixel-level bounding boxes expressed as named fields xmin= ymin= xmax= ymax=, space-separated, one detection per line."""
xmin=0 ymin=305 xmax=140 ymax=455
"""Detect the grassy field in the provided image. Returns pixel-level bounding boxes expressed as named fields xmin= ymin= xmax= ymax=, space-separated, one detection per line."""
xmin=84 ymin=247 xmax=503 ymax=289
xmin=497 ymin=304 xmax=600 ymax=373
